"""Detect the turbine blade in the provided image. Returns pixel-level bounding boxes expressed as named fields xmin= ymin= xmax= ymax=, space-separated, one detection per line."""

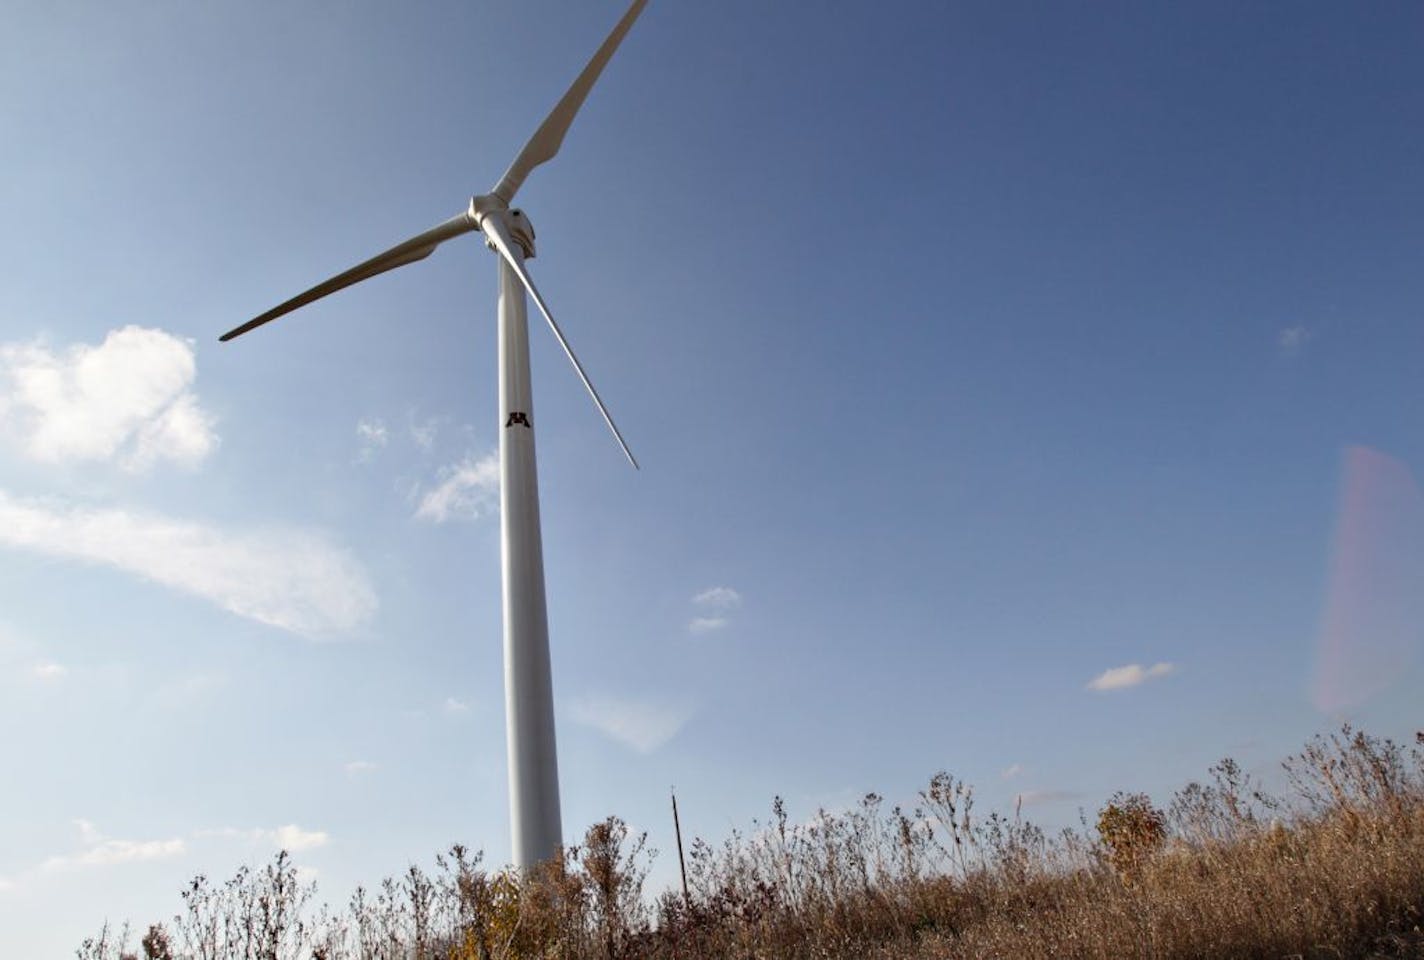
xmin=220 ymin=213 xmax=476 ymax=341
xmin=491 ymin=0 xmax=649 ymax=203
xmin=482 ymin=215 xmax=639 ymax=470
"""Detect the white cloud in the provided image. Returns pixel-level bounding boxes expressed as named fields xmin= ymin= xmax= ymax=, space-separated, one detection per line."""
xmin=1277 ymin=326 xmax=1312 ymax=354
xmin=415 ymin=452 xmax=499 ymax=523
xmin=192 ymin=824 xmax=330 ymax=852
xmin=1014 ymin=789 xmax=1080 ymax=807
xmin=41 ymin=822 xmax=186 ymax=872
xmin=0 ymin=326 xmax=217 ymax=471
xmin=357 ymin=419 xmax=388 ymax=445
xmin=128 ymin=394 xmax=214 ymax=471
xmin=571 ymin=696 xmax=691 ymax=753
xmin=693 ymin=586 xmax=742 ymax=609
xmin=442 ymin=696 xmax=471 ymax=716
xmin=75 ymin=819 xmax=102 ymax=845
xmin=0 ymin=628 xmax=68 ymax=686
xmin=1086 ymin=661 xmax=1176 ymax=692
xmin=269 ymin=824 xmax=329 ymax=852
xmin=11 ymin=819 xmax=329 ymax=890
xmin=356 ymin=418 xmax=389 ymax=462
xmin=1001 ymin=763 xmax=1023 ymax=780
xmin=0 ymin=490 xmax=376 ymax=636
xmin=689 ymin=586 xmax=741 ymax=634
xmin=43 ymin=837 xmax=186 ymax=870
xmin=29 ymin=660 xmax=67 ymax=681
xmin=344 ymin=760 xmax=377 ymax=777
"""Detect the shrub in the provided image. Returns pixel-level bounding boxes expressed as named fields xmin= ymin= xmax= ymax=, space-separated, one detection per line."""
xmin=1096 ymin=791 xmax=1167 ymax=879
xmin=79 ymin=724 xmax=1424 ymax=960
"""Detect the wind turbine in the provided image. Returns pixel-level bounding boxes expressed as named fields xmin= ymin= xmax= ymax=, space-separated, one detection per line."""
xmin=220 ymin=0 xmax=650 ymax=868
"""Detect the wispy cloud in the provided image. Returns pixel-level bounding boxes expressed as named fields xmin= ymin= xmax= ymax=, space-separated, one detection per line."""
xmin=1001 ymin=763 xmax=1024 ymax=780
xmin=43 ymin=837 xmax=186 ymax=871
xmin=1014 ymin=789 xmax=1081 ymax=807
xmin=356 ymin=418 xmax=389 ymax=462
xmin=8 ymin=820 xmax=330 ymax=892
xmin=41 ymin=821 xmax=185 ymax=873
xmin=193 ymin=824 xmax=331 ymax=852
xmin=442 ymin=697 xmax=471 ymax=717
xmin=2 ymin=629 xmax=70 ymax=687
xmin=415 ymin=451 xmax=499 ymax=523
xmin=1277 ymin=326 xmax=1312 ymax=355
xmin=689 ymin=585 xmax=741 ymax=634
xmin=409 ymin=418 xmax=439 ymax=452
xmin=153 ymin=672 xmax=226 ymax=708
xmin=344 ymin=760 xmax=377 ymax=777
xmin=0 ymin=326 xmax=217 ymax=471
xmin=1086 ymin=662 xmax=1176 ymax=692
xmin=693 ymin=586 xmax=742 ymax=609
xmin=571 ymin=696 xmax=691 ymax=753
xmin=29 ymin=660 xmax=67 ymax=682
xmin=0 ymin=491 xmax=376 ymax=636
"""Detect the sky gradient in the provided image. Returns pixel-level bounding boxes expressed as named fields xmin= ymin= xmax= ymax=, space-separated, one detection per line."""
xmin=2 ymin=1 xmax=1422 ymax=954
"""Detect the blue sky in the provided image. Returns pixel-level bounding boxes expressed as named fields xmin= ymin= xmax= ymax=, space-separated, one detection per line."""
xmin=2 ymin=1 xmax=1422 ymax=953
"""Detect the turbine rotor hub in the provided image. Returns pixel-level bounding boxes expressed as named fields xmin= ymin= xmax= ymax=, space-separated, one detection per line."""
xmin=470 ymin=195 xmax=537 ymax=259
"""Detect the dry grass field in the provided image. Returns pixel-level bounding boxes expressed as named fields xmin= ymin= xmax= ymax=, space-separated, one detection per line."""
xmin=81 ymin=725 xmax=1424 ymax=959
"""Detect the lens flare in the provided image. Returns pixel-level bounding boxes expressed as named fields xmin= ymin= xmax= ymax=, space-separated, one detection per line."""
xmin=1312 ymin=446 xmax=1424 ymax=714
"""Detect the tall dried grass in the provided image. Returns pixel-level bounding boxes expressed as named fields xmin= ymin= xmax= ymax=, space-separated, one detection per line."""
xmin=80 ymin=725 xmax=1424 ymax=959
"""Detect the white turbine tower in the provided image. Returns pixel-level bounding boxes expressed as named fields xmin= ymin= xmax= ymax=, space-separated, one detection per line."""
xmin=221 ymin=0 xmax=650 ymax=868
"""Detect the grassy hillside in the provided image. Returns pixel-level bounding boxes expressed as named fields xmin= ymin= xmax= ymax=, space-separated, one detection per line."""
xmin=81 ymin=725 xmax=1424 ymax=959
